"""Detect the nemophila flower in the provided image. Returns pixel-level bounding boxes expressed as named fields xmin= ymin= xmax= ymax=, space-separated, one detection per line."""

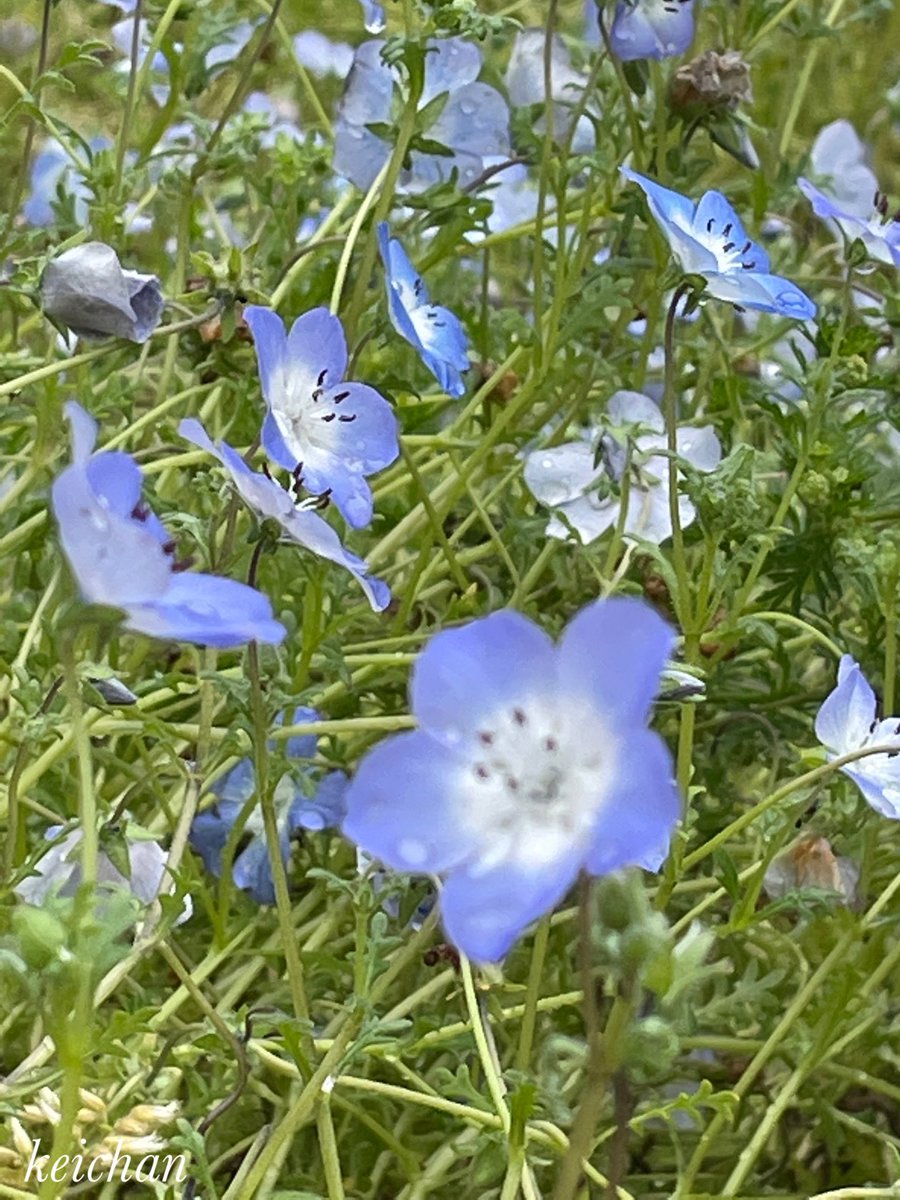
xmin=342 ymin=597 xmax=679 ymax=962
xmin=609 ymin=0 xmax=696 ymax=62
xmin=377 ymin=223 xmax=470 ymax=397
xmin=506 ymin=29 xmax=596 ymax=153
xmin=52 ymin=402 xmax=285 ymax=647
xmin=293 ymin=30 xmax=354 ymax=77
xmin=524 ymin=390 xmax=721 ymax=546
xmin=621 ymin=166 xmax=817 ymax=319
xmin=190 ymin=708 xmax=348 ymax=904
xmin=798 ymin=129 xmax=900 ymax=269
xmin=334 ymin=38 xmax=510 ymax=193
xmin=815 ymin=655 xmax=900 ymax=819
xmin=243 ymin=306 xmax=399 ymax=529
xmin=15 ymin=824 xmax=192 ymax=924
xmin=41 ymin=242 xmax=164 ymax=343
xmin=179 ymin=418 xmax=390 ymax=612
xmin=23 ymin=137 xmax=110 ymax=227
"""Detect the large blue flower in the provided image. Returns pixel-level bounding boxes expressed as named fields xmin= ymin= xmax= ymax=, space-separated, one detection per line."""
xmin=180 ymin=418 xmax=390 ymax=612
xmin=816 ymin=655 xmax=900 ymax=820
xmin=334 ymin=38 xmax=510 ymax=193
xmin=609 ymin=0 xmax=696 ymax=62
xmin=342 ymin=597 xmax=679 ymax=962
xmin=51 ymin=403 xmax=285 ymax=647
xmin=190 ymin=707 xmax=349 ymax=904
xmin=621 ymin=166 xmax=816 ymax=319
xmin=243 ymin=306 xmax=399 ymax=529
xmin=377 ymin=223 xmax=470 ymax=398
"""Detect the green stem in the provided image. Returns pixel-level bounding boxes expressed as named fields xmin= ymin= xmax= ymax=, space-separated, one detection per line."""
xmin=114 ymin=0 xmax=143 ymax=203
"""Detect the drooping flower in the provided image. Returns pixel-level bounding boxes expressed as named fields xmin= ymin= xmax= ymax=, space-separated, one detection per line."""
xmin=15 ymin=823 xmax=192 ymax=924
xmin=41 ymin=242 xmax=164 ymax=343
xmin=342 ymin=597 xmax=680 ymax=962
xmin=190 ymin=707 xmax=348 ymax=904
xmin=334 ymin=38 xmax=510 ymax=193
xmin=243 ymin=306 xmax=399 ymax=529
xmin=815 ymin=655 xmax=900 ymax=819
xmin=621 ymin=166 xmax=817 ymax=319
xmin=179 ymin=418 xmax=390 ymax=612
xmin=359 ymin=0 xmax=386 ymax=33
xmin=377 ymin=223 xmax=470 ymax=397
xmin=798 ymin=124 xmax=900 ymax=268
xmin=524 ymin=390 xmax=721 ymax=545
xmin=52 ymin=403 xmax=285 ymax=647
xmin=506 ymin=28 xmax=596 ymax=153
xmin=609 ymin=0 xmax=696 ymax=62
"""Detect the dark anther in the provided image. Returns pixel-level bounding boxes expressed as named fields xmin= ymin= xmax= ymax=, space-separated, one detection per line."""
xmin=506 ymin=777 xmax=519 ymax=791
xmin=723 ymin=223 xmax=733 ymax=237
xmin=869 ymin=719 xmax=879 ymax=734
xmin=742 ymin=260 xmax=756 ymax=270
xmin=314 ymin=489 xmax=332 ymax=510
xmin=433 ymin=319 xmax=446 ymax=327
xmin=722 ymin=242 xmax=735 ymax=253
xmin=512 ymin=707 xmax=527 ymax=726
xmin=130 ymin=502 xmax=150 ymax=522
xmin=262 ymin=461 xmax=273 ymax=480
xmin=338 ymin=414 xmax=357 ymax=422
xmin=741 ymin=240 xmax=752 ymax=254
xmin=162 ymin=540 xmax=177 ymax=556
xmin=333 ymin=390 xmax=350 ymax=404
xmin=874 ymin=189 xmax=881 ymax=208
xmin=172 ymin=556 xmax=194 ymax=573
xmin=414 ymin=278 xmax=424 ymax=297
xmin=478 ymin=731 xmax=494 ymax=745
xmin=475 ymin=764 xmax=489 ymax=780
xmin=317 ymin=369 xmax=327 ymax=387
xmin=321 ymin=412 xmax=336 ymax=423
xmin=706 ymin=218 xmax=715 ymax=233
xmin=545 ymin=736 xmax=559 ymax=751
xmin=293 ymin=463 xmax=304 ymax=482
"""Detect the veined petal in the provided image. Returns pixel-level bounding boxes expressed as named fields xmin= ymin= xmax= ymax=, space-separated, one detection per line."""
xmin=287 ymin=307 xmax=348 ymax=386
xmin=125 ymin=573 xmax=285 ymax=647
xmin=703 ymin=270 xmax=817 ymax=319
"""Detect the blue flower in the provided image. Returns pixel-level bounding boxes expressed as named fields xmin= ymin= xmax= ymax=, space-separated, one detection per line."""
xmin=815 ymin=655 xmax=900 ymax=820
xmin=243 ymin=306 xmax=399 ymax=529
xmin=190 ymin=707 xmax=349 ymax=904
xmin=377 ymin=223 xmax=470 ymax=398
xmin=15 ymin=822 xmax=192 ymax=924
xmin=621 ymin=166 xmax=816 ymax=319
xmin=798 ymin=178 xmax=900 ymax=269
xmin=52 ymin=403 xmax=285 ymax=647
xmin=506 ymin=29 xmax=596 ymax=153
xmin=179 ymin=418 xmax=390 ymax=612
xmin=293 ymin=30 xmax=354 ymax=77
xmin=609 ymin=0 xmax=696 ymax=62
xmin=23 ymin=137 xmax=110 ymax=227
xmin=342 ymin=597 xmax=679 ymax=962
xmin=334 ymin=38 xmax=510 ymax=193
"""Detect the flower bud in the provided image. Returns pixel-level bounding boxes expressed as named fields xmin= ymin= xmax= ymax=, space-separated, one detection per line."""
xmin=669 ymin=50 xmax=752 ymax=117
xmin=40 ymin=242 xmax=164 ymax=343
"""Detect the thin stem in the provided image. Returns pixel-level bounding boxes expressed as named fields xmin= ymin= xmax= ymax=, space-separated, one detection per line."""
xmin=114 ymin=0 xmax=144 ymax=201
xmin=329 ymin=162 xmax=390 ymax=315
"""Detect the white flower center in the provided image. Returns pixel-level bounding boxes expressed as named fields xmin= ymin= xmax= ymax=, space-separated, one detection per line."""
xmin=456 ymin=695 xmax=618 ymax=872
xmin=273 ymin=364 xmax=355 ymax=461
xmin=691 ymin=214 xmax=759 ymax=274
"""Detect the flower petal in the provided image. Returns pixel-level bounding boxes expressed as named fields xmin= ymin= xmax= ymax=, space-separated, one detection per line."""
xmin=557 ymin=596 xmax=675 ymax=729
xmin=524 ymin=441 xmax=603 ymax=506
xmin=584 ymin=728 xmax=678 ymax=874
xmin=410 ymin=610 xmax=557 ymax=748
xmin=439 ymin=848 xmax=583 ymax=961
xmin=341 ymin=731 xmax=481 ymax=872
xmin=287 ymin=307 xmax=348 ymax=386
xmin=703 ymin=271 xmax=817 ymax=319
xmin=125 ymin=573 xmax=286 ymax=647
xmin=815 ymin=655 xmax=878 ymax=755
xmin=244 ymin=305 xmax=288 ymax=410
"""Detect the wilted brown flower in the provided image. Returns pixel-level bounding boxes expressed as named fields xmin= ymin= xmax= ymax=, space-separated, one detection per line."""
xmin=670 ymin=50 xmax=753 ymax=116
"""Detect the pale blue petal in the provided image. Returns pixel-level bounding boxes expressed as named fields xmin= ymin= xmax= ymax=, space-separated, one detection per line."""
xmin=290 ymin=771 xmax=349 ymax=831
xmin=125 ymin=573 xmax=286 ymax=647
xmin=342 ymin=731 xmax=481 ymax=872
xmin=815 ymin=655 xmax=878 ymax=755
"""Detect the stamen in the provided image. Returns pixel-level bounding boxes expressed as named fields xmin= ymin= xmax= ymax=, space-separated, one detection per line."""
xmin=506 ymin=777 xmax=519 ymax=791
xmin=321 ymin=413 xmax=336 ymax=423
xmin=333 ymin=390 xmax=350 ymax=404
xmin=478 ymin=731 xmax=494 ymax=745
xmin=723 ymin=223 xmax=733 ymax=237
xmin=316 ymin=369 xmax=328 ymax=387
xmin=338 ymin=414 xmax=357 ymax=422
xmin=512 ymin=708 xmax=527 ymax=726
xmin=162 ymin=540 xmax=177 ymax=556
xmin=742 ymin=260 xmax=756 ymax=270
xmin=475 ymin=764 xmax=489 ymax=780
xmin=130 ymin=502 xmax=149 ymax=522
xmin=172 ymin=556 xmax=194 ymax=573
xmin=722 ymin=241 xmax=735 ymax=253
xmin=741 ymin=240 xmax=752 ymax=254
xmin=545 ymin=736 xmax=558 ymax=751
xmin=706 ymin=218 xmax=714 ymax=233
